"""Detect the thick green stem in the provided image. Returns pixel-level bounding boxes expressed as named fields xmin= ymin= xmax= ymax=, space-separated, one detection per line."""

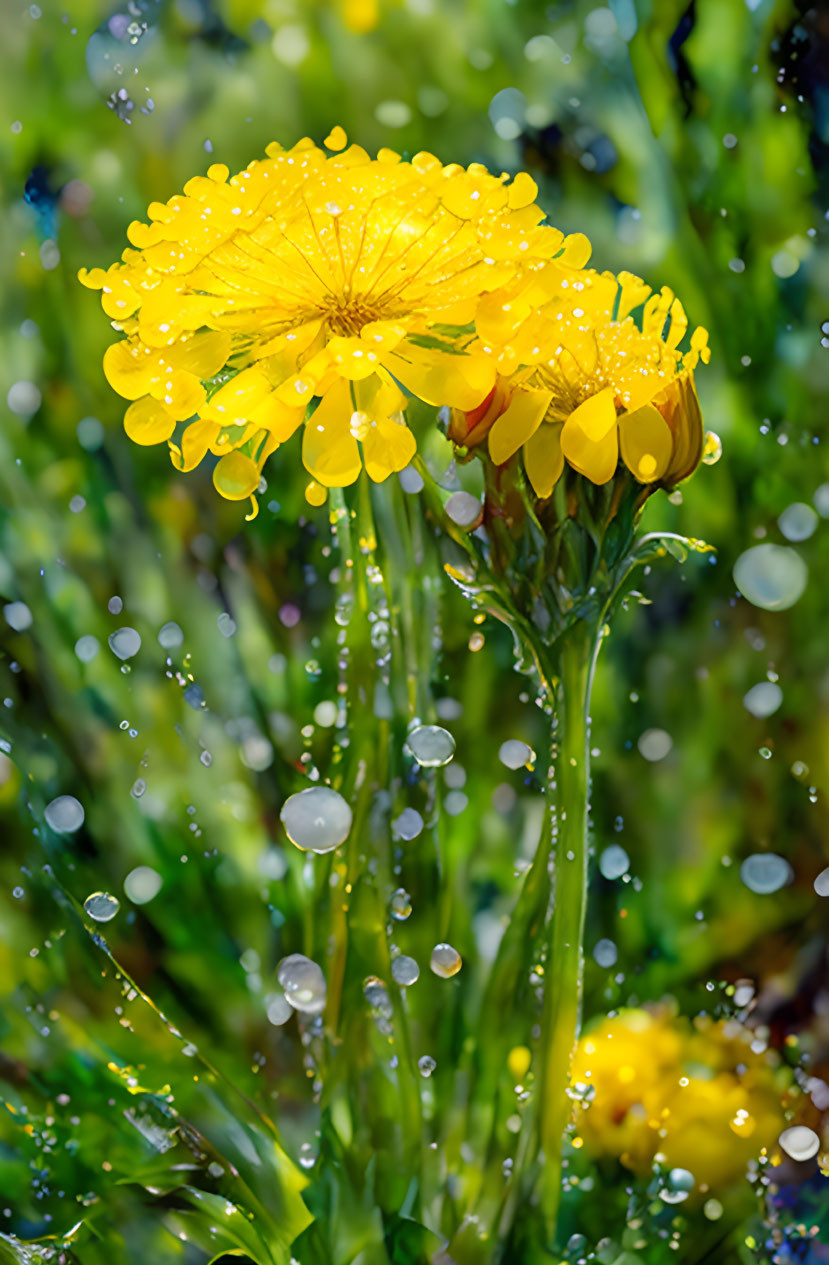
xmin=536 ymin=620 xmax=599 ymax=1239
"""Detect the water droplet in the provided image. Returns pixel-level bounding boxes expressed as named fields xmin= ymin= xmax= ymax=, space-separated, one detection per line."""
xmin=659 ymin=1167 xmax=695 ymax=1203
xmin=390 ymin=888 xmax=412 ymax=920
xmin=130 ymin=778 xmax=146 ymax=798
xmin=408 ymin=725 xmax=455 ymax=767
xmin=13 ymin=886 xmax=25 ymax=899
xmin=498 ymin=739 xmax=534 ymax=770
xmin=4 ymin=602 xmax=32 ymax=632
xmin=299 ymin=1142 xmax=316 ymax=1169
xmin=393 ymin=807 xmax=424 ymax=841
xmin=598 ymin=845 xmax=630 ymax=880
xmin=743 ymin=681 xmax=783 ymax=718
xmin=158 ymin=621 xmax=183 ymax=649
xmin=123 ymin=866 xmax=162 ymax=904
xmin=83 ymin=891 xmax=120 ymax=922
xmin=217 ymin=611 xmax=236 ymax=638
xmin=637 ymin=728 xmax=672 ymax=762
xmin=266 ymin=993 xmax=292 ymax=1026
xmin=108 ymin=627 xmax=141 ymax=660
xmin=814 ymin=483 xmax=829 ymax=517
xmin=75 ymin=634 xmax=100 ymax=662
xmin=391 ymin=955 xmax=420 ymax=986
xmin=398 ymin=466 xmax=424 ymax=494
xmin=733 ymin=545 xmax=808 ymax=611
xmin=740 ymin=853 xmax=792 ymax=894
xmin=445 ymin=491 xmax=483 ymax=529
xmin=45 ymin=794 xmax=84 ymax=833
xmin=592 ymin=938 xmax=618 ymax=967
xmin=701 ymin=431 xmax=722 ymax=465
xmin=418 ymin=1055 xmax=436 ymax=1077
xmin=566 ymin=1234 xmax=588 ymax=1256
xmin=814 ymin=867 xmax=829 ymax=897
xmin=779 ymin=1125 xmax=820 ymax=1161
xmin=703 ymin=1198 xmax=723 ymax=1220
xmin=778 ymin=502 xmax=818 ymax=542
xmin=207 ymin=1161 xmax=224 ymax=1179
xmin=430 ymin=942 xmax=462 ymax=978
xmin=277 ymin=954 xmax=326 ymax=1014
xmin=280 ymin=786 xmax=352 ymax=853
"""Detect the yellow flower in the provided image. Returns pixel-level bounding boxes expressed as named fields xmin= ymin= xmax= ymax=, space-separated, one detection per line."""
xmin=456 ymin=267 xmax=710 ymax=498
xmin=80 ymin=132 xmax=572 ymax=508
xmin=570 ymin=1009 xmax=786 ymax=1193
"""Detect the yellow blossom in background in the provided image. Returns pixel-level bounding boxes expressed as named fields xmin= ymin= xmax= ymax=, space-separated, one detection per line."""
xmin=570 ymin=1009 xmax=786 ymax=1192
xmin=81 ymin=131 xmax=582 ymax=509
xmin=452 ymin=267 xmax=711 ymax=498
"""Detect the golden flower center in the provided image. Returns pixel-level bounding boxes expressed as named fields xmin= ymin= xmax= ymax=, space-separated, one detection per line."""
xmin=323 ymin=298 xmax=388 ymax=336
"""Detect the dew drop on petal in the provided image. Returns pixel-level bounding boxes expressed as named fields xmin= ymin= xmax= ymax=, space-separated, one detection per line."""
xmin=391 ymin=955 xmax=420 ymax=986
xmin=108 ymin=626 xmax=142 ymax=660
xmin=124 ymin=865 xmax=162 ymax=904
xmin=740 ymin=853 xmax=792 ymax=894
xmin=778 ymin=502 xmax=818 ymax=542
xmin=498 ymin=739 xmax=534 ymax=770
xmin=598 ymin=844 xmax=630 ymax=880
xmin=277 ymin=954 xmax=326 ymax=1014
xmin=430 ymin=942 xmax=462 ymax=978
xmin=45 ymin=794 xmax=84 ymax=833
xmin=408 ymin=725 xmax=455 ymax=767
xmin=733 ymin=545 xmax=808 ymax=611
xmin=742 ymin=681 xmax=783 ymax=718
xmin=418 ymin=1055 xmax=436 ymax=1077
xmin=84 ymin=891 xmax=120 ymax=922
xmin=280 ymin=786 xmax=352 ymax=853
xmin=778 ymin=1125 xmax=820 ymax=1161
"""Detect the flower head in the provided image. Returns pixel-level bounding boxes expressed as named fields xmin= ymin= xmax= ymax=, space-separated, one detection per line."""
xmin=453 ymin=266 xmax=711 ymax=499
xmin=81 ymin=131 xmax=578 ymax=509
xmin=570 ymin=1009 xmax=785 ymax=1191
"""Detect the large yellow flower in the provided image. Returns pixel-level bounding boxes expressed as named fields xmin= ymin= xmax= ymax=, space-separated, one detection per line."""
xmin=570 ymin=1009 xmax=786 ymax=1192
xmin=81 ymin=130 xmax=580 ymax=509
xmin=452 ymin=267 xmax=711 ymax=498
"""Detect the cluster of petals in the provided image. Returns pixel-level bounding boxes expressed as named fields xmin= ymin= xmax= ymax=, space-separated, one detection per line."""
xmin=80 ymin=129 xmax=587 ymax=509
xmin=454 ymin=265 xmax=712 ymax=497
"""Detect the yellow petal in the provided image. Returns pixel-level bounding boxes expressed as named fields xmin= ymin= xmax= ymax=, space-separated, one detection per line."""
xmin=384 ymin=345 xmax=496 ymax=411
xmin=324 ymin=126 xmax=347 ymax=151
xmin=327 ymin=335 xmax=382 ymax=381
xmin=103 ymin=340 xmax=155 ymax=401
xmin=362 ymin=413 xmax=417 ymax=483
xmin=248 ymin=393 xmax=305 ymax=442
xmin=618 ymin=404 xmax=673 ymax=483
xmin=170 ymin=419 xmax=221 ymax=472
xmin=508 ymin=172 xmax=538 ymax=211
xmin=488 ymin=388 xmax=551 ymax=466
xmin=523 ymin=422 xmax=564 ymax=498
xmin=305 ymin=480 xmax=328 ymax=507
xmin=302 ymin=381 xmax=362 ymax=488
xmin=123 ymin=396 xmax=176 ymax=446
xmin=213 ymin=451 xmax=261 ymax=500
xmin=172 ymin=330 xmax=232 ymax=379
xmin=148 ymin=369 xmax=205 ymax=420
xmin=202 ymin=367 xmax=272 ymax=425
xmin=561 ymin=388 xmax=619 ymax=484
xmin=100 ymin=275 xmax=142 ymax=321
xmin=359 ymin=320 xmax=407 ymax=353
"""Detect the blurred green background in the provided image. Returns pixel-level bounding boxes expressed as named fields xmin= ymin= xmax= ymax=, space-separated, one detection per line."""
xmin=1 ymin=0 xmax=828 ymax=1261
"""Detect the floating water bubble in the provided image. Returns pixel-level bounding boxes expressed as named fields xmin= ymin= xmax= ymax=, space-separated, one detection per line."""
xmin=392 ymin=955 xmax=420 ymax=986
xmin=740 ymin=853 xmax=792 ymax=894
xmin=637 ymin=728 xmax=672 ymax=761
xmin=408 ymin=725 xmax=455 ymax=767
xmin=778 ymin=1125 xmax=820 ymax=1161
xmin=566 ymin=1234 xmax=588 ymax=1256
xmin=398 ymin=466 xmax=424 ymax=494
xmin=4 ymin=602 xmax=32 ymax=632
xmin=108 ymin=627 xmax=141 ymax=660
xmin=430 ymin=942 xmax=462 ymax=978
xmin=217 ymin=612 xmax=236 ymax=638
xmin=241 ymin=734 xmax=274 ymax=772
xmin=74 ymin=634 xmax=100 ymax=663
xmin=266 ymin=993 xmax=292 ymax=1026
xmin=183 ymin=683 xmax=205 ymax=709
xmin=298 ymin=1142 xmax=316 ymax=1169
xmin=814 ymin=483 xmax=829 ymax=518
xmin=743 ymin=681 xmax=783 ymax=718
xmin=280 ymin=786 xmax=352 ymax=853
xmin=45 ymin=794 xmax=84 ymax=833
xmin=733 ymin=544 xmax=808 ymax=611
xmin=393 ymin=807 xmax=424 ymax=841
xmin=390 ymin=888 xmax=412 ymax=920
xmin=599 ymin=845 xmax=630 ymax=880
xmin=108 ymin=596 xmax=123 ymax=615
xmin=363 ymin=976 xmax=392 ymax=1016
xmin=703 ymin=1198 xmax=723 ymax=1221
xmin=83 ymin=891 xmax=120 ymax=922
xmin=313 ymin=700 xmax=337 ymax=728
xmin=278 ymin=954 xmax=326 ymax=1015
xmin=778 ymin=502 xmax=818 ymax=542
xmin=418 ymin=1055 xmax=436 ymax=1077
xmin=592 ymin=938 xmax=618 ymax=967
xmin=445 ymin=491 xmax=483 ymax=529
xmin=498 ymin=739 xmax=534 ymax=770
xmin=814 ymin=867 xmax=829 ymax=897
xmin=207 ymin=1161 xmax=224 ymax=1179
xmin=77 ymin=416 xmax=104 ymax=451
xmin=158 ymin=621 xmax=183 ymax=650
xmin=13 ymin=886 xmax=25 ymax=900
xmin=123 ymin=865 xmax=162 ymax=904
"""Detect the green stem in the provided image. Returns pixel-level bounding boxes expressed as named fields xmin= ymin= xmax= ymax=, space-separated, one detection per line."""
xmin=536 ymin=618 xmax=600 ymax=1241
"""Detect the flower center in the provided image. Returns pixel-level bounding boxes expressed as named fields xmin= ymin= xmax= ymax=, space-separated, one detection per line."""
xmin=324 ymin=299 xmax=386 ymax=336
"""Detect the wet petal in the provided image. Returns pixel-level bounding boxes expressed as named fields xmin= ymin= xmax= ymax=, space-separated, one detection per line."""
xmin=618 ymin=404 xmax=673 ymax=483
xmin=362 ymin=413 xmax=417 ymax=482
xmin=561 ymin=388 xmax=619 ymax=484
xmin=302 ymin=381 xmax=362 ymax=488
xmin=213 ymin=451 xmax=261 ymax=500
xmin=488 ymin=388 xmax=551 ymax=465
xmin=523 ymin=421 xmax=564 ymax=498
xmin=123 ymin=396 xmax=177 ymax=446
